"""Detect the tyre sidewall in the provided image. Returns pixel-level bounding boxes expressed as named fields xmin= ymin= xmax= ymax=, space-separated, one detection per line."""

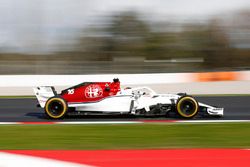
xmin=176 ymin=96 xmax=199 ymax=118
xmin=45 ymin=97 xmax=68 ymax=119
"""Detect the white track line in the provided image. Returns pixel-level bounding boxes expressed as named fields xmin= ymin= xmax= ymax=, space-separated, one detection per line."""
xmin=0 ymin=122 xmax=21 ymax=125
xmin=0 ymin=120 xmax=249 ymax=125
xmin=0 ymin=152 xmax=93 ymax=167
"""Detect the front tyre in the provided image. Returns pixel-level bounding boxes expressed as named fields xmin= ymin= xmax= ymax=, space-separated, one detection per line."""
xmin=176 ymin=96 xmax=199 ymax=118
xmin=45 ymin=97 xmax=68 ymax=119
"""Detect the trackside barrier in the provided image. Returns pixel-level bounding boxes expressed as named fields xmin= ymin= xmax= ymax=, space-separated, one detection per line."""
xmin=0 ymin=71 xmax=250 ymax=95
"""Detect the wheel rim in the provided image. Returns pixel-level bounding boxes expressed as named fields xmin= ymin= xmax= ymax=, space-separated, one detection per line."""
xmin=177 ymin=97 xmax=198 ymax=118
xmin=48 ymin=100 xmax=65 ymax=117
xmin=180 ymin=100 xmax=196 ymax=116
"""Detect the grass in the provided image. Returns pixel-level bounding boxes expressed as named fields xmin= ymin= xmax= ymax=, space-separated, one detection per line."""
xmin=0 ymin=123 xmax=250 ymax=149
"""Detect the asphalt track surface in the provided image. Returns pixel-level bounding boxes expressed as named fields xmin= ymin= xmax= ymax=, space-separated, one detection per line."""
xmin=0 ymin=96 xmax=249 ymax=122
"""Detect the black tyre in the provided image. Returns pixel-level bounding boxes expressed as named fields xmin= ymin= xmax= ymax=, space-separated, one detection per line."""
xmin=44 ymin=97 xmax=68 ymax=119
xmin=176 ymin=96 xmax=199 ymax=118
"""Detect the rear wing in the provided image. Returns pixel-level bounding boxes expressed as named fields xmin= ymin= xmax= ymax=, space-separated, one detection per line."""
xmin=33 ymin=86 xmax=57 ymax=108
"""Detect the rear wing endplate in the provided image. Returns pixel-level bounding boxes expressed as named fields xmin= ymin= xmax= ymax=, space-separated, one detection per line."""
xmin=33 ymin=86 xmax=57 ymax=108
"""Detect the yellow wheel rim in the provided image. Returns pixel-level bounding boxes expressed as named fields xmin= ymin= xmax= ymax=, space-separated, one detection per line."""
xmin=177 ymin=97 xmax=198 ymax=118
xmin=45 ymin=98 xmax=67 ymax=119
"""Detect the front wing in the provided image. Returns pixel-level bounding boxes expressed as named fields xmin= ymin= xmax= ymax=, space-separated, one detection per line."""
xmin=199 ymin=102 xmax=224 ymax=116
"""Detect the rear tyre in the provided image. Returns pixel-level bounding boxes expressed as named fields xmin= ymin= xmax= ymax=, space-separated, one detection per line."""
xmin=176 ymin=96 xmax=199 ymax=119
xmin=44 ymin=97 xmax=68 ymax=119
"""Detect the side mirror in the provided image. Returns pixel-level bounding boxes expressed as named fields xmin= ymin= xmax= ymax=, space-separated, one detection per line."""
xmin=113 ymin=78 xmax=119 ymax=83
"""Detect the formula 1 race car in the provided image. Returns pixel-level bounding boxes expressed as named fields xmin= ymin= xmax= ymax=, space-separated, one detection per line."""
xmin=33 ymin=78 xmax=224 ymax=119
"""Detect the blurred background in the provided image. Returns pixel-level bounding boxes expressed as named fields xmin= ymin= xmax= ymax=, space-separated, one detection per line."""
xmin=0 ymin=0 xmax=250 ymax=74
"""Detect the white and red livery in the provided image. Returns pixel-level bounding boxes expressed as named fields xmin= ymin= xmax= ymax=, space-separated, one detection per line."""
xmin=33 ymin=78 xmax=223 ymax=119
